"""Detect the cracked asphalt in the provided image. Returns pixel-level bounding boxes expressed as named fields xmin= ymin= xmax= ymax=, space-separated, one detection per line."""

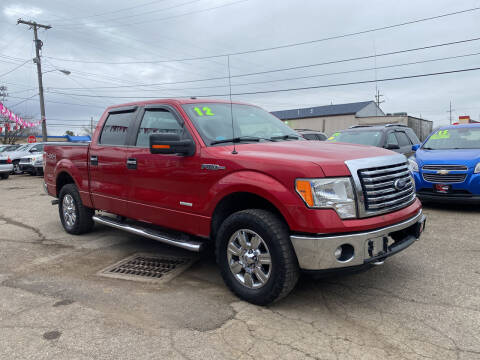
xmin=0 ymin=175 xmax=479 ymax=360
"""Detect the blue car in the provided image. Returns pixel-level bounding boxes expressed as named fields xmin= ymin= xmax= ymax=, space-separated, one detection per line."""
xmin=408 ymin=124 xmax=480 ymax=203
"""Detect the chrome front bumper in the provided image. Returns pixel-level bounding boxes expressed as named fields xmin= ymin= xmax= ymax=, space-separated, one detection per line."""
xmin=290 ymin=210 xmax=425 ymax=270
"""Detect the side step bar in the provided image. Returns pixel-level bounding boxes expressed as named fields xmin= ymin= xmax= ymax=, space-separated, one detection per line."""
xmin=92 ymin=215 xmax=203 ymax=252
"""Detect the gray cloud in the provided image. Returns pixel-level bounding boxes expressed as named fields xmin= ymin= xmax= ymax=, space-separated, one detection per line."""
xmin=1 ymin=0 xmax=479 ymax=135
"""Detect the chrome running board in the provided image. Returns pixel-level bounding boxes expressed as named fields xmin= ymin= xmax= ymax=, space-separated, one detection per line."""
xmin=92 ymin=215 xmax=203 ymax=252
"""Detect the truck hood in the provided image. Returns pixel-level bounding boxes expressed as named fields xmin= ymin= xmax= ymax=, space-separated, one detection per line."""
xmin=212 ymin=141 xmax=396 ymax=176
xmin=415 ymin=148 xmax=480 ymax=168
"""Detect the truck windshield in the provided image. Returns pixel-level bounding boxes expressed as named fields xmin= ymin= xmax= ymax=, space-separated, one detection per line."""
xmin=327 ymin=130 xmax=382 ymax=146
xmin=423 ymin=127 xmax=480 ymax=150
xmin=182 ymin=103 xmax=300 ymax=146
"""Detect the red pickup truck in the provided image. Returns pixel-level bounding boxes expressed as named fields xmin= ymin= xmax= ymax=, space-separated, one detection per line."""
xmin=44 ymin=99 xmax=426 ymax=305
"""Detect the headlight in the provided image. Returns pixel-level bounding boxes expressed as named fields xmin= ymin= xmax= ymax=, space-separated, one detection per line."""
xmin=296 ymin=178 xmax=356 ymax=219
xmin=408 ymin=158 xmax=419 ymax=172
xmin=475 ymin=162 xmax=480 ymax=174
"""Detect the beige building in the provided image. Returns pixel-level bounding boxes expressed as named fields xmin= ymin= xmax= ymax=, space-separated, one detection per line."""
xmin=271 ymin=101 xmax=433 ymax=141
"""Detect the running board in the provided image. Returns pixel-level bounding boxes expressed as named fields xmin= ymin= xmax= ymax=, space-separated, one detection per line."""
xmin=92 ymin=215 xmax=203 ymax=252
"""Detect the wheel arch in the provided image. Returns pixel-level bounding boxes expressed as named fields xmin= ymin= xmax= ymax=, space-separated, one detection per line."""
xmin=210 ymin=191 xmax=289 ymax=241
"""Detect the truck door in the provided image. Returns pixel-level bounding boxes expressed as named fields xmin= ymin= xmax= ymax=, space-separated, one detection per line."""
xmin=88 ymin=106 xmax=138 ymax=216
xmin=124 ymin=105 xmax=208 ymax=235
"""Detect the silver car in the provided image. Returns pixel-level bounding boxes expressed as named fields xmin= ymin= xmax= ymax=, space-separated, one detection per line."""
xmin=0 ymin=143 xmax=45 ymax=175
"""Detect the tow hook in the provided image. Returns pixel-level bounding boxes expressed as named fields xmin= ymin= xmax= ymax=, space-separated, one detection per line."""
xmin=372 ymin=260 xmax=385 ymax=266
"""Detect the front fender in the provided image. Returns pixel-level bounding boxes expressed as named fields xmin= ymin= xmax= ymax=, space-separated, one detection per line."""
xmin=207 ymin=170 xmax=301 ymax=229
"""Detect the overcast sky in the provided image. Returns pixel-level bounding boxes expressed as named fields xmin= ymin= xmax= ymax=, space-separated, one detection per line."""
xmin=0 ymin=0 xmax=479 ymax=135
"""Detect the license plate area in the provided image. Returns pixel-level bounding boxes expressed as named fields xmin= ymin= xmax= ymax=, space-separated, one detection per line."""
xmin=365 ymin=236 xmax=393 ymax=259
xmin=434 ymin=184 xmax=450 ymax=193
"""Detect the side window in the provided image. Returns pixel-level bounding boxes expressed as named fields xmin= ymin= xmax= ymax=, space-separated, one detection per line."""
xmin=136 ymin=109 xmax=183 ymax=147
xmin=317 ymin=133 xmax=327 ymax=141
xmin=99 ymin=111 xmax=135 ymax=146
xmin=386 ymin=132 xmax=398 ymax=146
xmin=303 ymin=134 xmax=317 ymax=140
xmin=395 ymin=131 xmax=411 ymax=147
xmin=30 ymin=145 xmax=42 ymax=152
xmin=406 ymin=129 xmax=420 ymax=144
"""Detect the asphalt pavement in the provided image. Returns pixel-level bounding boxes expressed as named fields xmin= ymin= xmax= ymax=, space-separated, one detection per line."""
xmin=0 ymin=175 xmax=479 ymax=359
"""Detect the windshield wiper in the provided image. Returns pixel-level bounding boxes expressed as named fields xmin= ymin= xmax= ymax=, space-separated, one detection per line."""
xmin=270 ymin=134 xmax=300 ymax=141
xmin=210 ymin=136 xmax=274 ymax=145
xmin=422 ymin=147 xmax=435 ymax=150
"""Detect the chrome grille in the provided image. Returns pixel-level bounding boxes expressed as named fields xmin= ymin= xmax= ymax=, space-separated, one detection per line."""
xmin=422 ymin=164 xmax=467 ymax=171
xmin=423 ymin=173 xmax=466 ymax=183
xmin=358 ymin=161 xmax=415 ymax=214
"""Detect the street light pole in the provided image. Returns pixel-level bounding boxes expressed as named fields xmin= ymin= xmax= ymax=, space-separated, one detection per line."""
xmin=17 ymin=19 xmax=51 ymax=142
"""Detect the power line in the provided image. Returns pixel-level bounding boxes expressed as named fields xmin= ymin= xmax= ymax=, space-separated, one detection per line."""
xmin=47 ymin=6 xmax=480 ymax=64
xmin=47 ymin=51 xmax=480 ymax=93
xmin=55 ymin=0 xmax=204 ymax=26
xmin=56 ymin=0 xmax=249 ymax=29
xmin=0 ymin=60 xmax=30 ymax=78
xmin=44 ymin=66 xmax=480 ymax=99
xmin=7 ymin=95 xmax=106 ymax=108
xmin=45 ymin=36 xmax=480 ymax=91
xmin=48 ymin=0 xmax=169 ymax=22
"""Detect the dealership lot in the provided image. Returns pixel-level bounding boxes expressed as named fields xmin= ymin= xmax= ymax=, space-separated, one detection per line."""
xmin=0 ymin=175 xmax=479 ymax=360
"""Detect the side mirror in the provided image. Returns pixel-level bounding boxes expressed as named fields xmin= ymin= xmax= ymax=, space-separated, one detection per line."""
xmin=412 ymin=144 xmax=420 ymax=151
xmin=385 ymin=143 xmax=400 ymax=150
xmin=149 ymin=133 xmax=195 ymax=156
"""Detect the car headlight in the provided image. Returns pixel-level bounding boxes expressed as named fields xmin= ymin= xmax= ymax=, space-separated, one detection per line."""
xmin=296 ymin=178 xmax=356 ymax=219
xmin=475 ymin=162 xmax=480 ymax=174
xmin=408 ymin=158 xmax=419 ymax=172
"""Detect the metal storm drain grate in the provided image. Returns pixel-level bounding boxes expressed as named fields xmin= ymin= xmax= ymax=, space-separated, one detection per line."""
xmin=98 ymin=253 xmax=194 ymax=283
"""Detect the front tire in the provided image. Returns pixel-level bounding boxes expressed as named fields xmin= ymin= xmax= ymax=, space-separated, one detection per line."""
xmin=0 ymin=173 xmax=9 ymax=180
xmin=216 ymin=209 xmax=299 ymax=305
xmin=58 ymin=184 xmax=94 ymax=235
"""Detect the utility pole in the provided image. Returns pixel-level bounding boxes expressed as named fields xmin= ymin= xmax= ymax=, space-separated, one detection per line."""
xmin=447 ymin=101 xmax=455 ymax=124
xmin=17 ymin=19 xmax=51 ymax=142
xmin=90 ymin=116 xmax=93 ymax=137
xmin=374 ymin=89 xmax=385 ymax=108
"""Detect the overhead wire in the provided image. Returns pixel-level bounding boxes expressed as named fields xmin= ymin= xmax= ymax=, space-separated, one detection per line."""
xmin=47 ymin=6 xmax=480 ymax=63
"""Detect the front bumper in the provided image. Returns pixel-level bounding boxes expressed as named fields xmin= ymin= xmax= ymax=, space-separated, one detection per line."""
xmin=19 ymin=163 xmax=42 ymax=173
xmin=290 ymin=210 xmax=425 ymax=270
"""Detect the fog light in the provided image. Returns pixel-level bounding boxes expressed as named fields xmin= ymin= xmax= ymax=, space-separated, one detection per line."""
xmin=334 ymin=244 xmax=355 ymax=263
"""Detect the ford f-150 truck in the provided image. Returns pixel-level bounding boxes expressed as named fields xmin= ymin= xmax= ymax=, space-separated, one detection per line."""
xmin=44 ymin=99 xmax=426 ymax=305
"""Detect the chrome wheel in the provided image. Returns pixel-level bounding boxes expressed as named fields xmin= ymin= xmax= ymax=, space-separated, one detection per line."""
xmin=227 ymin=229 xmax=272 ymax=289
xmin=62 ymin=194 xmax=77 ymax=227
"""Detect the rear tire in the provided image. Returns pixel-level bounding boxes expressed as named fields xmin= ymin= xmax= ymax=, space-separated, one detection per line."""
xmin=12 ymin=161 xmax=22 ymax=175
xmin=58 ymin=183 xmax=94 ymax=235
xmin=0 ymin=173 xmax=9 ymax=180
xmin=216 ymin=209 xmax=299 ymax=305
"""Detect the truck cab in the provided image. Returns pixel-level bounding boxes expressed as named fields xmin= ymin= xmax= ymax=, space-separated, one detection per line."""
xmin=44 ymin=99 xmax=426 ymax=305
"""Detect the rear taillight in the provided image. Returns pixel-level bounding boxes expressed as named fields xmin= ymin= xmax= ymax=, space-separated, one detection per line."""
xmin=7 ymin=157 xmax=12 ymax=164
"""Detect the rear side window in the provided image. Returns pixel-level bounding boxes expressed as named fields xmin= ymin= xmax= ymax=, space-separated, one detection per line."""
xmin=303 ymin=134 xmax=317 ymax=140
xmin=395 ymin=131 xmax=411 ymax=146
xmin=99 ymin=111 xmax=135 ymax=146
xmin=406 ymin=129 xmax=420 ymax=144
xmin=136 ymin=109 xmax=183 ymax=147
xmin=317 ymin=133 xmax=327 ymax=141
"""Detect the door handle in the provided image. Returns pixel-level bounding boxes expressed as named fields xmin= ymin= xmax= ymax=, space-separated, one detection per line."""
xmin=126 ymin=158 xmax=137 ymax=170
xmin=90 ymin=155 xmax=98 ymax=166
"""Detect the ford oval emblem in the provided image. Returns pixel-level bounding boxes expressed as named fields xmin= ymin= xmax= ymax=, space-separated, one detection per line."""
xmin=394 ymin=178 xmax=407 ymax=190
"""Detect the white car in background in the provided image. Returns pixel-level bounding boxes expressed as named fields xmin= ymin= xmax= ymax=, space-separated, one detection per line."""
xmin=0 ymin=143 xmax=45 ymax=175
xmin=0 ymin=157 xmax=13 ymax=179
xmin=19 ymin=151 xmax=44 ymax=176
